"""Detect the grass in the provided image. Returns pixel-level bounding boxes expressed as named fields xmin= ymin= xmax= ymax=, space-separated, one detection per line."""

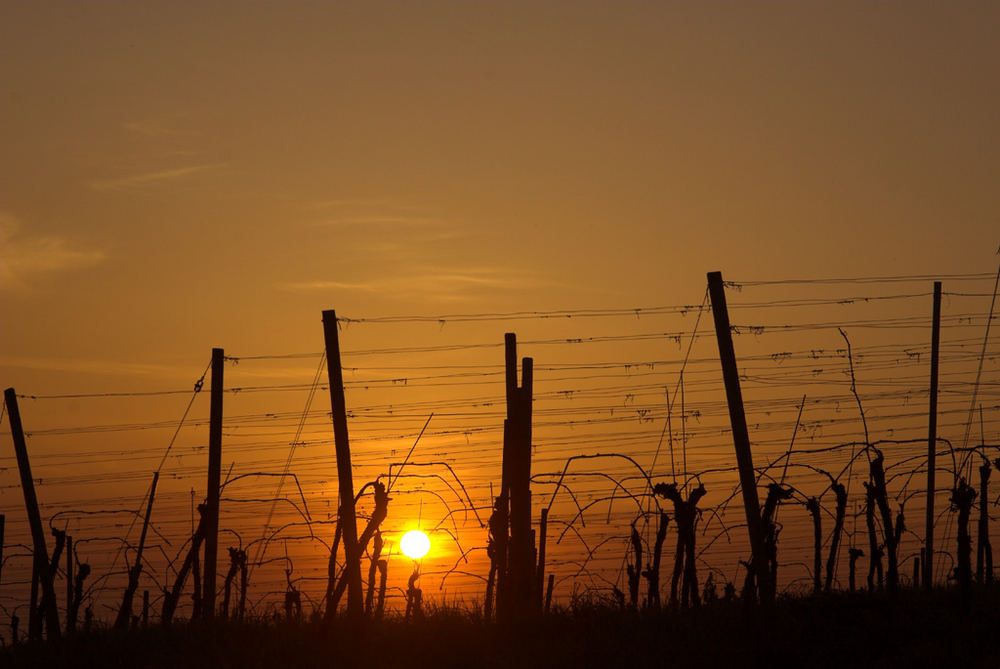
xmin=3 ymin=587 xmax=999 ymax=668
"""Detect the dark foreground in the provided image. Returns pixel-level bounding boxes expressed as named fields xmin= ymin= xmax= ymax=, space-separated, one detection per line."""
xmin=4 ymin=589 xmax=999 ymax=668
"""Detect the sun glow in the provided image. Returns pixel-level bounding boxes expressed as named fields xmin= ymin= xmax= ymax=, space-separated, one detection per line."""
xmin=400 ymin=529 xmax=431 ymax=560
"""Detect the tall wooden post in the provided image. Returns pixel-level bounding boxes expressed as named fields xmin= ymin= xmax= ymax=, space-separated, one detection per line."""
xmin=706 ymin=272 xmax=769 ymax=604
xmin=203 ymin=348 xmax=224 ymax=619
xmin=510 ymin=356 xmax=533 ymax=612
xmin=499 ymin=334 xmax=535 ymax=619
xmin=322 ymin=310 xmax=363 ymax=619
xmin=924 ymin=281 xmax=941 ymax=589
xmin=496 ymin=334 xmax=519 ymax=619
xmin=5 ymin=388 xmax=61 ymax=639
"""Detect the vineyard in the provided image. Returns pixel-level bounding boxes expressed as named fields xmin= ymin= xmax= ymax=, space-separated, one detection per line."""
xmin=1 ymin=270 xmax=998 ymax=644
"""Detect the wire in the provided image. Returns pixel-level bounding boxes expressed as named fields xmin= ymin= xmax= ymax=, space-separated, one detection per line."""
xmin=731 ymin=272 xmax=994 ymax=286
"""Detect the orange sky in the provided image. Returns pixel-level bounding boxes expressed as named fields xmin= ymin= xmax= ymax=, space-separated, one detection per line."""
xmin=1 ymin=2 xmax=998 ymax=623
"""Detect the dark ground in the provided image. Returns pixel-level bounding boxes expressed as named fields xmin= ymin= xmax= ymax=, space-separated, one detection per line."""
xmin=3 ymin=588 xmax=999 ymax=668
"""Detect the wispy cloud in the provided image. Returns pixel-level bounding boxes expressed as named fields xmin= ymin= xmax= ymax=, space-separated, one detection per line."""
xmin=0 ymin=213 xmax=106 ymax=291
xmin=315 ymin=216 xmax=441 ymax=227
xmin=282 ymin=280 xmax=381 ymax=293
xmin=90 ymin=162 xmax=226 ymax=190
xmin=281 ymin=267 xmax=551 ymax=301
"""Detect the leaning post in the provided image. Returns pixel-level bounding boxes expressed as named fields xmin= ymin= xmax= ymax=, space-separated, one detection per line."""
xmin=322 ymin=310 xmax=364 ymax=620
xmin=706 ymin=272 xmax=769 ymax=604
xmin=5 ymin=388 xmax=61 ymax=639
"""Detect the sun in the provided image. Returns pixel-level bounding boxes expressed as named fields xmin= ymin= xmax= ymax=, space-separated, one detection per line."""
xmin=400 ymin=529 xmax=431 ymax=560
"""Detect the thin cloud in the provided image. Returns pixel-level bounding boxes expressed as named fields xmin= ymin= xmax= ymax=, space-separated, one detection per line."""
xmin=90 ymin=162 xmax=226 ymax=190
xmin=281 ymin=267 xmax=551 ymax=301
xmin=0 ymin=213 xmax=106 ymax=291
xmin=282 ymin=280 xmax=380 ymax=293
xmin=315 ymin=216 xmax=441 ymax=227
xmin=304 ymin=198 xmax=427 ymax=213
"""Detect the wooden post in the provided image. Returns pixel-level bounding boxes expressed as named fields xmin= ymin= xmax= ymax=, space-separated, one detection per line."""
xmin=202 ymin=348 xmax=224 ymax=619
xmin=706 ymin=273 xmax=769 ymax=604
xmin=322 ymin=310 xmax=363 ymax=620
xmin=924 ymin=281 xmax=941 ymax=590
xmin=496 ymin=334 xmax=519 ymax=619
xmin=500 ymin=333 xmax=536 ymax=619
xmin=5 ymin=389 xmax=61 ymax=639
xmin=510 ymin=356 xmax=534 ymax=614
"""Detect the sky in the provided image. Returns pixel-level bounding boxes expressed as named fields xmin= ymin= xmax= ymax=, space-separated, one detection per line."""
xmin=1 ymin=1 xmax=998 ymax=623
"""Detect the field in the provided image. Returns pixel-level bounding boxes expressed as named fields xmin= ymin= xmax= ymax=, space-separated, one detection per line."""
xmin=3 ymin=587 xmax=999 ymax=668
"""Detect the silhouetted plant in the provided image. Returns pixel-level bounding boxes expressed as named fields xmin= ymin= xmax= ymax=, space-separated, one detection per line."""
xmin=702 ymin=573 xmax=717 ymax=604
xmin=375 ymin=559 xmax=388 ymax=620
xmin=977 ymin=460 xmax=993 ymax=585
xmin=284 ymin=569 xmax=302 ymax=621
xmin=848 ymin=548 xmax=863 ymax=592
xmin=805 ymin=497 xmax=821 ymax=594
xmin=405 ymin=566 xmax=423 ymax=618
xmin=739 ymin=560 xmax=755 ymax=604
xmin=642 ymin=511 xmax=669 ymax=609
xmin=221 ymin=547 xmax=246 ymax=620
xmin=950 ymin=477 xmax=977 ymax=598
xmin=485 ymin=495 xmax=504 ymax=619
xmin=162 ymin=504 xmax=208 ymax=625
xmin=868 ymin=449 xmax=899 ymax=594
xmin=325 ymin=480 xmax=390 ymax=619
xmin=36 ymin=528 xmax=65 ymax=639
xmin=761 ymin=483 xmax=793 ymax=601
xmin=654 ymin=482 xmax=706 ymax=608
xmin=365 ymin=530 xmax=384 ymax=616
xmin=824 ymin=479 xmax=847 ymax=593
xmin=864 ymin=484 xmax=883 ymax=592
xmin=67 ymin=552 xmax=90 ymax=633
xmin=626 ymin=524 xmax=642 ymax=609
xmin=191 ymin=537 xmax=202 ymax=619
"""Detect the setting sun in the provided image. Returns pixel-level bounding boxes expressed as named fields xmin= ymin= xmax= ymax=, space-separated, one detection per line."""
xmin=400 ymin=530 xmax=431 ymax=560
